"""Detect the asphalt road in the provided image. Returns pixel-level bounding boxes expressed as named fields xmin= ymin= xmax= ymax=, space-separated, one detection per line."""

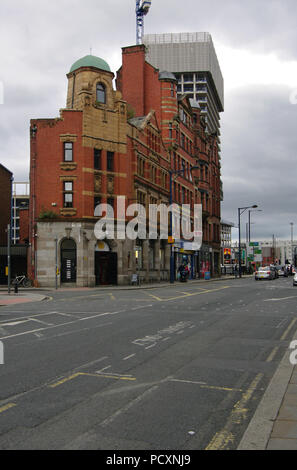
xmin=0 ymin=276 xmax=296 ymax=450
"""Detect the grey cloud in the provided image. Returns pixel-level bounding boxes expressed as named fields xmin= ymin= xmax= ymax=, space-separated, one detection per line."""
xmin=0 ymin=0 xmax=296 ymax=241
xmin=221 ymin=84 xmax=297 ymax=239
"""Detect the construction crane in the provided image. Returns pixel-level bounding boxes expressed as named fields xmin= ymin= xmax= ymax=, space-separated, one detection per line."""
xmin=136 ymin=0 xmax=152 ymax=45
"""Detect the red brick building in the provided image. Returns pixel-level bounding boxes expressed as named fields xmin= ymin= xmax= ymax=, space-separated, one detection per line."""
xmin=117 ymin=45 xmax=221 ymax=276
xmin=29 ymin=45 xmax=221 ymax=287
xmin=0 ymin=164 xmax=12 ymax=246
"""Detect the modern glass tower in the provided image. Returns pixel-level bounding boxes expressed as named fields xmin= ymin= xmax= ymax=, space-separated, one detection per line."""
xmin=143 ymin=32 xmax=224 ymax=146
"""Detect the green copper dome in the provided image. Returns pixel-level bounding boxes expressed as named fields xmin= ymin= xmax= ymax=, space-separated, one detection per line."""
xmin=70 ymin=55 xmax=111 ymax=73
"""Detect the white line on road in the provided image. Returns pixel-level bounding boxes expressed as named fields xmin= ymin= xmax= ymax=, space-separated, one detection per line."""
xmin=97 ymin=366 xmax=112 ymax=373
xmin=123 ymin=354 xmax=136 ymax=361
xmin=264 ymin=296 xmax=297 ymax=302
xmin=0 ymin=309 xmax=127 ymax=341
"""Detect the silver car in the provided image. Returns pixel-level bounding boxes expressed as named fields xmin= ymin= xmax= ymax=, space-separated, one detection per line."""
xmin=255 ymin=266 xmax=274 ymax=280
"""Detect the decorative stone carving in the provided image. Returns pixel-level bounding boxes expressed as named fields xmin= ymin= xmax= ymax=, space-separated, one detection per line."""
xmin=107 ymin=176 xmax=114 ymax=194
xmin=94 ymin=175 xmax=102 ymax=193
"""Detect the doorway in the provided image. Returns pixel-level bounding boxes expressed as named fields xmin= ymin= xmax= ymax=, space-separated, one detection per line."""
xmin=95 ymin=242 xmax=117 ymax=285
xmin=61 ymin=238 xmax=77 ymax=283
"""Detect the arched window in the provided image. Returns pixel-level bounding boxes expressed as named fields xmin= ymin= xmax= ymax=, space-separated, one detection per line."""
xmin=96 ymin=83 xmax=106 ymax=104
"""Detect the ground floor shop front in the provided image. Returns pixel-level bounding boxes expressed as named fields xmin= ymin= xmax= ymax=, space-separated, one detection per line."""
xmin=28 ymin=222 xmax=220 ymax=287
xmin=29 ymin=222 xmax=171 ymax=287
xmin=172 ymin=241 xmax=220 ymax=280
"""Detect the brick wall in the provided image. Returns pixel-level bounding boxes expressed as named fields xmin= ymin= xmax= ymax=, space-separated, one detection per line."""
xmin=0 ymin=164 xmax=12 ymax=245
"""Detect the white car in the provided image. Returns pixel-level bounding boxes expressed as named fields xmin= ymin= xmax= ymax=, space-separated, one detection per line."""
xmin=293 ymin=273 xmax=297 ymax=286
xmin=255 ymin=266 xmax=274 ymax=280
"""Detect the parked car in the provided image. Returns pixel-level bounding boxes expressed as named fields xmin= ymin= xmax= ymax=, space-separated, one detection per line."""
xmin=293 ymin=273 xmax=297 ymax=286
xmin=269 ymin=265 xmax=279 ymax=279
xmin=275 ymin=265 xmax=288 ymax=277
xmin=255 ymin=266 xmax=274 ymax=280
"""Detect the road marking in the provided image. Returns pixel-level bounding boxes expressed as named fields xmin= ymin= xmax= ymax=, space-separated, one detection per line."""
xmin=0 ymin=309 xmax=126 ymax=341
xmin=131 ymin=305 xmax=153 ymax=311
xmin=0 ymin=320 xmax=30 ymax=327
xmin=0 ymin=403 xmax=16 ymax=414
xmin=29 ymin=317 xmax=54 ymax=326
xmin=170 ymin=378 xmax=207 ymax=386
xmin=97 ymin=366 xmax=112 ymax=373
xmin=123 ymin=354 xmax=136 ymax=361
xmin=281 ymin=318 xmax=297 ymax=341
xmin=100 ymin=384 xmax=159 ymax=427
xmin=170 ymin=378 xmax=243 ymax=392
xmin=49 ymin=371 xmax=136 ymax=388
xmin=264 ymin=296 xmax=297 ymax=302
xmin=266 ymin=346 xmax=279 ymax=362
xmin=144 ymin=286 xmax=230 ymax=302
xmin=205 ymin=373 xmax=263 ymax=450
xmin=49 ymin=373 xmax=81 ymax=388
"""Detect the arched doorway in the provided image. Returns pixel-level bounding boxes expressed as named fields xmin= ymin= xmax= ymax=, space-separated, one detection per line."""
xmin=95 ymin=241 xmax=117 ymax=285
xmin=61 ymin=238 xmax=77 ymax=283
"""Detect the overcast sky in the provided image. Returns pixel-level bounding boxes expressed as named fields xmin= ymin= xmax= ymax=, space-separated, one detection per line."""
xmin=0 ymin=0 xmax=296 ymax=242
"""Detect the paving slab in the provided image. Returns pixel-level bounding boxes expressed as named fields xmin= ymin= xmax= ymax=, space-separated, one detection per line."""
xmin=238 ymin=331 xmax=297 ymax=450
xmin=267 ymin=438 xmax=297 ymax=450
xmin=0 ymin=294 xmax=48 ymax=306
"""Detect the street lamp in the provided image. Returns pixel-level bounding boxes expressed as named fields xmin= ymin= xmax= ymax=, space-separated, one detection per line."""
xmin=248 ymin=209 xmax=262 ymax=243
xmin=169 ymin=165 xmax=199 ymax=283
xmin=55 ymin=237 xmax=58 ymax=290
xmin=290 ymin=222 xmax=294 ymax=264
xmin=238 ymin=205 xmax=258 ymax=278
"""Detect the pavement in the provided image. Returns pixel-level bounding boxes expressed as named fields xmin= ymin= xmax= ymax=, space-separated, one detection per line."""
xmin=0 ymin=274 xmax=297 ymax=450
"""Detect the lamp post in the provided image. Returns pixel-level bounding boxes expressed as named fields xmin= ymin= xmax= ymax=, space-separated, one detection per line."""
xmin=169 ymin=165 xmax=199 ymax=283
xmin=290 ymin=222 xmax=294 ymax=265
xmin=55 ymin=237 xmax=58 ymax=290
xmin=248 ymin=209 xmax=262 ymax=243
xmin=238 ymin=205 xmax=258 ymax=278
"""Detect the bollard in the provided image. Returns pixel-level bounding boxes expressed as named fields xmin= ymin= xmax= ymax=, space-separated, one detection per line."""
xmin=14 ymin=283 xmax=18 ymax=294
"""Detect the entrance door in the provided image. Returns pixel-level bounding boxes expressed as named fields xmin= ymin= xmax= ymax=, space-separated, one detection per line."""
xmin=61 ymin=239 xmax=77 ymax=283
xmin=95 ymin=252 xmax=117 ymax=285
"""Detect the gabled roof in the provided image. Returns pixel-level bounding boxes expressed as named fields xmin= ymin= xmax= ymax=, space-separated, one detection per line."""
xmin=0 ymin=163 xmax=13 ymax=176
xmin=128 ymin=109 xmax=160 ymax=132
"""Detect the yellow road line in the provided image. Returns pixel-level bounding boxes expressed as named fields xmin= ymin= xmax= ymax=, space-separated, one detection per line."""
xmin=281 ymin=318 xmax=297 ymax=341
xmin=0 ymin=403 xmax=16 ymax=414
xmin=200 ymin=384 xmax=243 ymax=393
xmin=266 ymin=346 xmax=279 ymax=362
xmin=145 ymin=286 xmax=230 ymax=302
xmin=170 ymin=378 xmax=243 ymax=392
xmin=205 ymin=373 xmax=263 ymax=450
xmin=49 ymin=372 xmax=136 ymax=388
xmin=49 ymin=373 xmax=81 ymax=388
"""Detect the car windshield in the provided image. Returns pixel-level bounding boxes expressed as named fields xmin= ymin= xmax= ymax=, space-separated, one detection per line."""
xmin=259 ymin=267 xmax=270 ymax=271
